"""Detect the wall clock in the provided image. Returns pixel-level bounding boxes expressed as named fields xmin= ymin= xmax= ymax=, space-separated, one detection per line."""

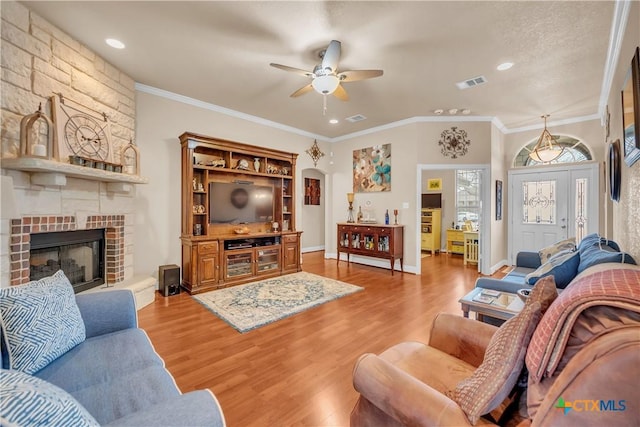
xmin=52 ymin=94 xmax=114 ymax=163
xmin=608 ymin=139 xmax=621 ymax=202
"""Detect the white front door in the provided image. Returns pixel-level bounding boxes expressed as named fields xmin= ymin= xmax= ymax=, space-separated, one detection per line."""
xmin=510 ymin=171 xmax=569 ymax=259
xmin=508 ymin=163 xmax=599 ymax=263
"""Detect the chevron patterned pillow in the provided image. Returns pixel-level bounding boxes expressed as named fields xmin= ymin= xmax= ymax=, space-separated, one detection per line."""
xmin=0 ymin=369 xmax=99 ymax=426
xmin=0 ymin=270 xmax=85 ymax=374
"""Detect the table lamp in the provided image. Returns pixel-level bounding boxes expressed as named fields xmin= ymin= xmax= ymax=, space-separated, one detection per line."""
xmin=347 ymin=192 xmax=355 ymax=223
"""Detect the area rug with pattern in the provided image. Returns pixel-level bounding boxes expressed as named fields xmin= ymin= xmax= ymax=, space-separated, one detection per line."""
xmin=193 ymin=272 xmax=364 ymax=333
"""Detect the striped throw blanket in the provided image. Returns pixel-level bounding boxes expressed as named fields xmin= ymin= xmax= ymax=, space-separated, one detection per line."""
xmin=526 ymin=265 xmax=640 ymax=383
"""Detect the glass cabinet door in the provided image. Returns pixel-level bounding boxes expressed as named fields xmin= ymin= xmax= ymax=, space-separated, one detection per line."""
xmin=351 ymin=232 xmax=361 ymax=249
xmin=363 ymin=232 xmax=376 ymax=251
xmin=339 ymin=230 xmax=350 ymax=248
xmin=225 ymin=250 xmax=253 ymax=279
xmin=257 ymin=248 xmax=280 ymax=274
xmin=378 ymin=234 xmax=390 ymax=252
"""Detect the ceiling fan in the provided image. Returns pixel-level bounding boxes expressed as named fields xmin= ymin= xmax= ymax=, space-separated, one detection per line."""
xmin=270 ymin=40 xmax=383 ymax=102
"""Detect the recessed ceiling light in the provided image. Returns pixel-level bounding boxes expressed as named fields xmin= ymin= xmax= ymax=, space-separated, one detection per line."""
xmin=106 ymin=38 xmax=125 ymax=49
xmin=448 ymin=108 xmax=458 ymax=115
xmin=434 ymin=109 xmax=444 ymax=115
xmin=461 ymin=109 xmax=471 ymax=115
xmin=329 ymin=119 xmax=339 ymax=124
xmin=497 ymin=62 xmax=513 ymax=71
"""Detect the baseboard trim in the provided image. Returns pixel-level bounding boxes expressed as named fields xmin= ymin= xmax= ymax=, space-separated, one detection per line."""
xmin=490 ymin=259 xmax=509 ymax=275
xmin=325 ymin=252 xmax=417 ymax=274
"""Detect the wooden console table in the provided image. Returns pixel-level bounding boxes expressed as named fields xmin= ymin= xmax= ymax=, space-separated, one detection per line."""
xmin=337 ymin=223 xmax=404 ymax=275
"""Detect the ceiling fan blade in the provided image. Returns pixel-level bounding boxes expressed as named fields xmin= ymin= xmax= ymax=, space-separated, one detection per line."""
xmin=290 ymin=84 xmax=314 ymax=97
xmin=270 ymin=63 xmax=314 ymax=78
xmin=332 ymin=84 xmax=349 ymax=101
xmin=321 ymin=40 xmax=341 ymax=73
xmin=338 ymin=69 xmax=384 ymax=82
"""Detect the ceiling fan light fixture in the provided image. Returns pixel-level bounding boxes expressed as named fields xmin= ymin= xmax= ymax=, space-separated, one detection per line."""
xmin=312 ymin=75 xmax=340 ymax=95
xmin=529 ymin=115 xmax=564 ymax=163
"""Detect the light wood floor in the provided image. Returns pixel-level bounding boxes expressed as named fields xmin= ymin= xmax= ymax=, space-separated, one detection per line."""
xmin=138 ymin=252 xmax=489 ymax=426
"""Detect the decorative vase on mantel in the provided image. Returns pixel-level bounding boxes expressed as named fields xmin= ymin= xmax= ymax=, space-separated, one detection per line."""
xmin=254 ymin=158 xmax=261 ymax=172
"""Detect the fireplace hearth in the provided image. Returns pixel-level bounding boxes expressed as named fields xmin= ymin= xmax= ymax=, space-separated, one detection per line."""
xmin=30 ymin=229 xmax=105 ymax=293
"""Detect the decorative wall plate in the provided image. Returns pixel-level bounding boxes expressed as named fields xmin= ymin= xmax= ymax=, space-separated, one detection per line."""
xmin=52 ymin=94 xmax=114 ymax=163
xmin=439 ymin=126 xmax=470 ymax=159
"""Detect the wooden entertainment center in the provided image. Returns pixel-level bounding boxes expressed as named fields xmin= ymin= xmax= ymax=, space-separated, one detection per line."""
xmin=179 ymin=132 xmax=301 ymax=294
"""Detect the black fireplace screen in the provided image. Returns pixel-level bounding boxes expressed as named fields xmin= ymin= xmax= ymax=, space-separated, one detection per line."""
xmin=30 ymin=229 xmax=105 ymax=293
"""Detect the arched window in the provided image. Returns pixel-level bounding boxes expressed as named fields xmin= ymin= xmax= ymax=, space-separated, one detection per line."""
xmin=514 ymin=135 xmax=593 ymax=167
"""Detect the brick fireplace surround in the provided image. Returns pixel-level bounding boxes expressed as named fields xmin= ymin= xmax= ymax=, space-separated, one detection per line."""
xmin=9 ymin=214 xmax=125 ymax=287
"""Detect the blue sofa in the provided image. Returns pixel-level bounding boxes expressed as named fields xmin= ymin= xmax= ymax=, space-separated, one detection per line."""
xmin=1 ymin=282 xmax=225 ymax=426
xmin=476 ymin=251 xmax=542 ymax=292
xmin=476 ymin=234 xmax=636 ymax=293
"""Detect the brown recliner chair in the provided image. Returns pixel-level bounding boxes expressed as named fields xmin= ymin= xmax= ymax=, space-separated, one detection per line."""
xmin=351 ymin=264 xmax=640 ymax=426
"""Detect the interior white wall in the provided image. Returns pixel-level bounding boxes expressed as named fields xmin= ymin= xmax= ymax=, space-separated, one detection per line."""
xmin=606 ymin=1 xmax=640 ymax=261
xmin=326 ymin=123 xmax=421 ymax=271
xmin=133 ymin=90 xmax=331 ymax=277
xmin=327 ymin=120 xmax=495 ymax=273
xmin=490 ymin=122 xmax=508 ymax=272
xmin=135 ymin=93 xmax=498 ymax=276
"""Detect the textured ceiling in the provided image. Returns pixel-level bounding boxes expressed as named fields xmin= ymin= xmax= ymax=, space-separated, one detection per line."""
xmin=23 ymin=1 xmax=615 ymax=139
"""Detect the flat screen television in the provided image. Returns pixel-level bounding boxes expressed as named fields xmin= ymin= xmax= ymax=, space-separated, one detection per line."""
xmin=422 ymin=193 xmax=442 ymax=209
xmin=209 ymin=182 xmax=274 ymax=224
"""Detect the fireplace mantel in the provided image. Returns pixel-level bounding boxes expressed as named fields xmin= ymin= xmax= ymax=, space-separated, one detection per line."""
xmin=1 ymin=157 xmax=148 ymax=193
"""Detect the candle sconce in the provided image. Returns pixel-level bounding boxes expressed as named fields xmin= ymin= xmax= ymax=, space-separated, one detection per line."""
xmin=19 ymin=103 xmax=56 ymax=160
xmin=121 ymin=138 xmax=140 ymax=175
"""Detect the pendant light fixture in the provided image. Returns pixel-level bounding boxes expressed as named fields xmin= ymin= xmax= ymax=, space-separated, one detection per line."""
xmin=529 ymin=115 xmax=564 ymax=163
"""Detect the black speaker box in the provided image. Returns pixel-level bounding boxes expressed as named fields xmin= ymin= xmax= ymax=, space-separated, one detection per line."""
xmin=159 ymin=264 xmax=181 ymax=297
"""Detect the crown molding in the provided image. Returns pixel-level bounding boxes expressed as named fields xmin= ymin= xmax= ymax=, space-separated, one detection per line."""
xmin=329 ymin=115 xmax=495 ymax=143
xmin=135 ymin=83 xmax=330 ymax=142
xmin=504 ymin=114 xmax=600 ymax=134
xmin=136 ymin=83 xmax=600 ymax=142
xmin=598 ymin=0 xmax=631 ymax=124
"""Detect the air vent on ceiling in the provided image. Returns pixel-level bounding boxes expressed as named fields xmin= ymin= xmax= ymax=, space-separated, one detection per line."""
xmin=456 ymin=76 xmax=487 ymax=90
xmin=346 ymin=114 xmax=367 ymax=123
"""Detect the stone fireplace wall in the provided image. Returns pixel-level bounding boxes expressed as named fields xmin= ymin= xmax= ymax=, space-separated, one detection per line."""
xmin=1 ymin=2 xmax=138 ymax=287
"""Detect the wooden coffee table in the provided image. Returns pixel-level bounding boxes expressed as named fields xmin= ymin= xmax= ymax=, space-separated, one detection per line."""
xmin=459 ymin=287 xmax=524 ymax=321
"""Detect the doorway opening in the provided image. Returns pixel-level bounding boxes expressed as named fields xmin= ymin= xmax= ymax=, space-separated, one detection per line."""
xmin=417 ymin=164 xmax=490 ymax=276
